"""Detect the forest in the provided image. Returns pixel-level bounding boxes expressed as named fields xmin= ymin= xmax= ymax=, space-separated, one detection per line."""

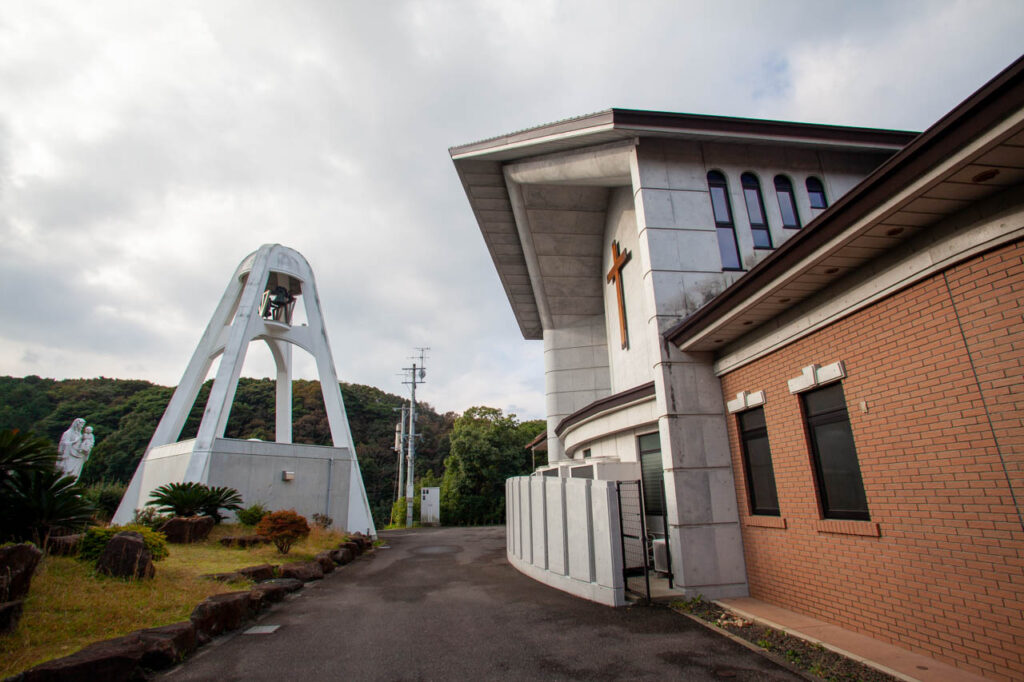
xmin=0 ymin=375 xmax=543 ymax=527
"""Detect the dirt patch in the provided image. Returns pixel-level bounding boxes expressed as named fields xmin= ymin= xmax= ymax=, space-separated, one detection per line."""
xmin=669 ymin=598 xmax=900 ymax=682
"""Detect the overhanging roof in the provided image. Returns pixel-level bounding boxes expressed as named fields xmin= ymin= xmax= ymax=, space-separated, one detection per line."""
xmin=665 ymin=55 xmax=1024 ymax=353
xmin=452 ymin=111 xmax=917 ymax=340
xmin=451 ymin=109 xmax=916 ymax=161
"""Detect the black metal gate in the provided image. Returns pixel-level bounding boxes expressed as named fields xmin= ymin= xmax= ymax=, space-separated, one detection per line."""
xmin=616 ymin=480 xmax=650 ymax=602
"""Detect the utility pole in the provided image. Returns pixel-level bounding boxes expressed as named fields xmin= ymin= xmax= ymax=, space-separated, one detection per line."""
xmin=402 ymin=348 xmax=429 ymax=528
xmin=392 ymin=405 xmax=407 ymax=517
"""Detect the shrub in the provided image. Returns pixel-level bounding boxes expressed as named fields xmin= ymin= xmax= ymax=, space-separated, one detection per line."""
xmin=255 ymin=510 xmax=310 ymax=554
xmin=236 ymin=503 xmax=269 ymax=527
xmin=311 ymin=513 xmax=333 ymax=529
xmin=146 ymin=482 xmax=243 ymax=522
xmin=83 ymin=481 xmax=127 ymax=521
xmin=130 ymin=506 xmax=170 ymax=530
xmin=79 ymin=524 xmax=169 ymax=563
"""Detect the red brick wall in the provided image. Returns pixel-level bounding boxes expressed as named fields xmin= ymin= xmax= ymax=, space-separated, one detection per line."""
xmin=720 ymin=240 xmax=1024 ymax=681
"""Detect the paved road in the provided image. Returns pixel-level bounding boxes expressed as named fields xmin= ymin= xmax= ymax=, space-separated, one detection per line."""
xmin=161 ymin=526 xmax=802 ymax=681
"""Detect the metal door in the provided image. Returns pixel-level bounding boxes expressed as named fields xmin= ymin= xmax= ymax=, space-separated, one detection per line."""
xmin=616 ymin=480 xmax=650 ymax=602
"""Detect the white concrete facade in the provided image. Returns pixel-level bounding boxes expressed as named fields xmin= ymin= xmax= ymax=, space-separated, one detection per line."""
xmin=452 ymin=111 xmax=911 ymax=601
xmin=113 ymin=244 xmax=376 ymax=536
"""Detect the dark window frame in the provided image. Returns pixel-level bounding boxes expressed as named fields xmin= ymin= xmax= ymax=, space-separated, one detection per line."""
xmin=741 ymin=172 xmax=773 ymax=249
xmin=801 ymin=382 xmax=870 ymax=521
xmin=806 ymin=176 xmax=828 ymax=209
xmin=737 ymin=406 xmax=781 ymax=516
xmin=707 ymin=170 xmax=744 ymax=271
xmin=774 ymin=175 xmax=802 ymax=229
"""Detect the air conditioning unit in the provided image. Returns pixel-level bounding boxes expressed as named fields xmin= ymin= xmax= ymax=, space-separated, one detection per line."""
xmin=652 ymin=538 xmax=669 ymax=573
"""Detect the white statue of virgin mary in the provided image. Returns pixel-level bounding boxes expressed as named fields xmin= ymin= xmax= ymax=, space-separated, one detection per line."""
xmin=57 ymin=418 xmax=91 ymax=479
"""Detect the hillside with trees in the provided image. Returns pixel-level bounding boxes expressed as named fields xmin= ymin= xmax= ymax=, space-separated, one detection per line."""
xmin=0 ymin=376 xmax=455 ymax=526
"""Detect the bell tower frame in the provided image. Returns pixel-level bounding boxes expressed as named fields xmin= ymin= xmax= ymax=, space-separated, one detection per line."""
xmin=113 ymin=244 xmax=376 ymax=535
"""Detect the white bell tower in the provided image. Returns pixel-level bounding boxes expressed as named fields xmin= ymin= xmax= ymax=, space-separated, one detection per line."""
xmin=113 ymin=244 xmax=376 ymax=536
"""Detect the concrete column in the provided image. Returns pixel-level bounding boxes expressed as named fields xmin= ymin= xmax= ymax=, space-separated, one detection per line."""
xmin=629 ymin=142 xmax=749 ymax=599
xmin=543 ymin=317 xmax=611 ymax=461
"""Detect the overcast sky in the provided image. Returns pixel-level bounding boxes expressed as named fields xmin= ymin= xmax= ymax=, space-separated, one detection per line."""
xmin=1 ymin=1 xmax=1021 ymax=420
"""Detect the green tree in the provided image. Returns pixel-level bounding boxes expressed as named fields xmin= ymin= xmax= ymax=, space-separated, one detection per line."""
xmin=440 ymin=407 xmax=544 ymax=526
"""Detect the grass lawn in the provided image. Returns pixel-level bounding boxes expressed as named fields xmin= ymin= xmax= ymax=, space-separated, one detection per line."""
xmin=0 ymin=524 xmax=349 ymax=678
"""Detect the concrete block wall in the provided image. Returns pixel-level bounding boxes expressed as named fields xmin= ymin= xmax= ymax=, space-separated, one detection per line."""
xmin=506 ymin=476 xmax=626 ymax=606
xmin=719 ymin=240 xmax=1024 ymax=681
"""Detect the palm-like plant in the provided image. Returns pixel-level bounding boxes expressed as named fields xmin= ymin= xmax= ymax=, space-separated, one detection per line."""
xmin=146 ymin=482 xmax=244 ymax=522
xmin=7 ymin=469 xmax=96 ymax=547
xmin=0 ymin=429 xmax=91 ymax=544
xmin=146 ymin=482 xmax=211 ymax=517
xmin=1 ymin=429 xmax=58 ymax=494
xmin=200 ymin=486 xmax=243 ymax=524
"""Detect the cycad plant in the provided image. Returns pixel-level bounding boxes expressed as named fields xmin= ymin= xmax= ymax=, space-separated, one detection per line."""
xmin=146 ymin=481 xmax=243 ymax=523
xmin=9 ymin=469 xmax=96 ymax=547
xmin=200 ymin=486 xmax=243 ymax=524
xmin=1 ymin=429 xmax=94 ymax=545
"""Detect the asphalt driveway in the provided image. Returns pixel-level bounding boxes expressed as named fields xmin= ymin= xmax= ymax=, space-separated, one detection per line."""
xmin=161 ymin=526 xmax=802 ymax=681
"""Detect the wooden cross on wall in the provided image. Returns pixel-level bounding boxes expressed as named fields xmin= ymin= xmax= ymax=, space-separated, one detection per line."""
xmin=607 ymin=240 xmax=632 ymax=350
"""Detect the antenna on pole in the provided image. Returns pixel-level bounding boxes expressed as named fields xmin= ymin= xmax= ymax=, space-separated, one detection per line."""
xmin=401 ymin=347 xmax=430 ymax=528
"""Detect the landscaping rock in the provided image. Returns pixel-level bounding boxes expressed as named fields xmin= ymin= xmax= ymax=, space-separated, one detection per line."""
xmin=46 ymin=533 xmax=83 ymax=557
xmin=0 ymin=543 xmax=43 ymax=602
xmin=0 ymin=600 xmax=25 ymax=635
xmin=135 ymin=621 xmax=197 ymax=669
xmin=201 ymin=571 xmax=245 ymax=583
xmin=330 ymin=548 xmax=354 ymax=565
xmin=254 ymin=577 xmax=303 ymax=592
xmin=96 ymin=532 xmax=155 ymax=580
xmin=18 ymin=635 xmax=146 ymax=682
xmin=280 ymin=561 xmax=323 ymax=582
xmin=218 ymin=535 xmax=269 ymax=548
xmin=238 ymin=564 xmax=277 ymax=581
xmin=159 ymin=516 xmax=215 ymax=544
xmin=15 ymin=620 xmax=197 ymax=680
xmin=314 ymin=552 xmax=335 ymax=574
xmin=189 ymin=591 xmax=254 ymax=643
xmin=349 ymin=532 xmax=373 ymax=550
xmin=339 ymin=541 xmax=362 ymax=556
xmin=249 ymin=579 xmax=301 ymax=605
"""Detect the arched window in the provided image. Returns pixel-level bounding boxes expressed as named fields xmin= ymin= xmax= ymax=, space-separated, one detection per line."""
xmin=806 ymin=176 xmax=828 ymax=209
xmin=774 ymin=175 xmax=801 ymax=229
xmin=741 ymin=173 xmax=772 ymax=249
xmin=707 ymin=171 xmax=742 ymax=270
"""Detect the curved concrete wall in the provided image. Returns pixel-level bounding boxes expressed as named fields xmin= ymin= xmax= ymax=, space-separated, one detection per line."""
xmin=506 ymin=476 xmax=625 ymax=607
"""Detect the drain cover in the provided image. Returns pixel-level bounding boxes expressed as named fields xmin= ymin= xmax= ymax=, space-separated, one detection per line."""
xmin=244 ymin=625 xmax=280 ymax=635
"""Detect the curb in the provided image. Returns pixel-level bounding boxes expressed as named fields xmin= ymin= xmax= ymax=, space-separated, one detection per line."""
xmin=712 ymin=601 xmax=918 ymax=682
xmin=665 ymin=605 xmax=818 ymax=681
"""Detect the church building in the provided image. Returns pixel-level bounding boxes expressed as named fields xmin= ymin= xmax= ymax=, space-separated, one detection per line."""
xmin=451 ymin=56 xmax=1022 ymax=681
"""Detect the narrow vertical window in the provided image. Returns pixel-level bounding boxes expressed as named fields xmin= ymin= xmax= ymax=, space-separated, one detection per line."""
xmin=638 ymin=432 xmax=664 ymax=517
xmin=707 ymin=171 xmax=742 ymax=270
xmin=806 ymin=177 xmax=828 ymax=209
xmin=802 ymin=383 xmax=869 ymax=520
xmin=774 ymin=175 xmax=801 ymax=229
xmin=738 ymin=407 xmax=780 ymax=515
xmin=741 ymin=173 xmax=772 ymax=249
